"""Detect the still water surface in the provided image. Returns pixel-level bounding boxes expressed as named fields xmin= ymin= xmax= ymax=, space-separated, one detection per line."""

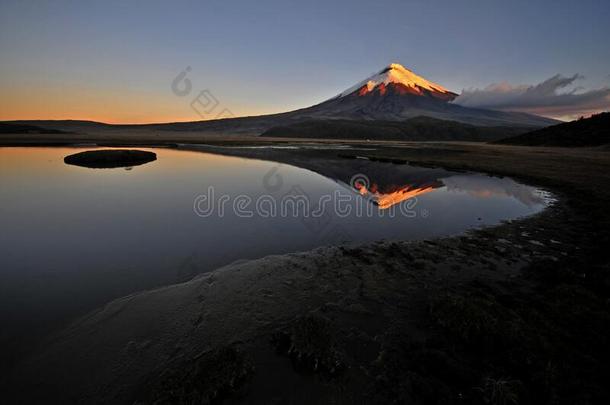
xmin=0 ymin=146 xmax=550 ymax=357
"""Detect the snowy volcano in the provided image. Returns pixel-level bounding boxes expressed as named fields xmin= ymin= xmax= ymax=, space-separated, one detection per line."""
xmin=334 ymin=63 xmax=458 ymax=101
xmin=293 ymin=63 xmax=557 ymax=127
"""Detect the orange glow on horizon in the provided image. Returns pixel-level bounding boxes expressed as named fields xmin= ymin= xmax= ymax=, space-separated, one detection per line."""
xmin=0 ymin=84 xmax=271 ymax=124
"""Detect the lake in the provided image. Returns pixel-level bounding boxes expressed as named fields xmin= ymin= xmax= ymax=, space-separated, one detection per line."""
xmin=0 ymin=146 xmax=550 ymax=364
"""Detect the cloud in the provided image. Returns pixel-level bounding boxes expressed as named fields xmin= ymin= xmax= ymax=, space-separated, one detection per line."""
xmin=454 ymin=74 xmax=610 ymax=120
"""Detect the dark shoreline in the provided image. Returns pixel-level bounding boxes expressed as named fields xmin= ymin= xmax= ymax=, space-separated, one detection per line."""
xmin=3 ymin=140 xmax=610 ymax=404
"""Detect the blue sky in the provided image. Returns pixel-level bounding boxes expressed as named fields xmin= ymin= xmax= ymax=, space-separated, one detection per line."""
xmin=1 ymin=0 xmax=609 ymax=122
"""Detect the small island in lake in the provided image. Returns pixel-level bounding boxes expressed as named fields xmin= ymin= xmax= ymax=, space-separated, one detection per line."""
xmin=64 ymin=149 xmax=157 ymax=168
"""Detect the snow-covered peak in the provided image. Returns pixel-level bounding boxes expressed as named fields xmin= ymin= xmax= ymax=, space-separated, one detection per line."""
xmin=335 ymin=63 xmax=454 ymax=98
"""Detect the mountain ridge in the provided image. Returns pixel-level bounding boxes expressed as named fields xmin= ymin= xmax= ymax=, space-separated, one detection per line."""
xmin=261 ymin=116 xmax=533 ymax=142
xmin=495 ymin=112 xmax=610 ymax=146
xmin=2 ymin=63 xmax=560 ymax=135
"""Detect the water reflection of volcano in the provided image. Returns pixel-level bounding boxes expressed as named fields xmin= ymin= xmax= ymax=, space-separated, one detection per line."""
xmin=354 ymin=180 xmax=444 ymax=209
xmin=294 ymin=156 xmax=448 ymax=209
xmin=329 ymin=160 xmax=547 ymax=210
xmin=316 ymin=158 xmax=449 ymax=209
xmin=196 ymin=146 xmax=548 ymax=211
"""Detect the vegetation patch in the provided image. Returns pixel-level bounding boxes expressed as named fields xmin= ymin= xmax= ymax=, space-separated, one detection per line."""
xmin=272 ymin=315 xmax=345 ymax=378
xmin=145 ymin=345 xmax=254 ymax=405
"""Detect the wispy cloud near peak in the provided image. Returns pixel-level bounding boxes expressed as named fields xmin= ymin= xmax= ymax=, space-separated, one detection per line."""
xmin=454 ymin=74 xmax=610 ymax=120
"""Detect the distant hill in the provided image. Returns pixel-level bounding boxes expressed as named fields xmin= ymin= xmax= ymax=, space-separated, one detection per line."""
xmin=495 ymin=112 xmax=610 ymax=147
xmin=0 ymin=123 xmax=69 ymax=134
xmin=261 ymin=116 xmax=532 ymax=142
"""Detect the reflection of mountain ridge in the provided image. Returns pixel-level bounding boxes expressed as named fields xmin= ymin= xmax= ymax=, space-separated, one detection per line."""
xmin=441 ymin=175 xmax=548 ymax=207
xmin=185 ymin=146 xmax=548 ymax=210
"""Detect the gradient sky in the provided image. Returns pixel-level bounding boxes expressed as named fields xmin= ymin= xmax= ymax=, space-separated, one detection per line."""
xmin=1 ymin=0 xmax=609 ymax=123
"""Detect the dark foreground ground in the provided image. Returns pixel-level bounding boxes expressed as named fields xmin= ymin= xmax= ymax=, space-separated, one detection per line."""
xmin=3 ymin=140 xmax=610 ymax=404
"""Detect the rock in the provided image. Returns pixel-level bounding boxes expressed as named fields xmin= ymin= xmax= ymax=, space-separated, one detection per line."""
xmin=64 ymin=149 xmax=156 ymax=168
